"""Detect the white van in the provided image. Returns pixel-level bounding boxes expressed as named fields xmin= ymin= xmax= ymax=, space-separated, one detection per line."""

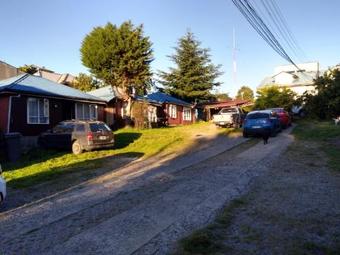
xmin=0 ymin=164 xmax=6 ymax=204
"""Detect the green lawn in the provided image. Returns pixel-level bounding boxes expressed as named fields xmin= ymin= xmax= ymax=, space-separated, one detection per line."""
xmin=3 ymin=122 xmax=235 ymax=189
xmin=293 ymin=120 xmax=340 ymax=172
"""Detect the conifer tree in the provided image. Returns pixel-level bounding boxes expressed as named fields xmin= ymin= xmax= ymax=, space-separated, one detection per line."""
xmin=158 ymin=32 xmax=222 ymax=103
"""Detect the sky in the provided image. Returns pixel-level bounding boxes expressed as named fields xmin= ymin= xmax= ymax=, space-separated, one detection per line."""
xmin=1 ymin=0 xmax=340 ymax=97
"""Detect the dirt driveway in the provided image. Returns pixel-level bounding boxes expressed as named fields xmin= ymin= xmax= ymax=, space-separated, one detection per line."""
xmin=0 ymin=128 xmax=294 ymax=255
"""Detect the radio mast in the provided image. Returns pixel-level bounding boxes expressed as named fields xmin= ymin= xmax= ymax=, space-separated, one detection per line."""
xmin=232 ymin=27 xmax=238 ymax=87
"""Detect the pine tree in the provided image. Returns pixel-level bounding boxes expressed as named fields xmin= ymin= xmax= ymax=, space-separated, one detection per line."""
xmin=158 ymin=32 xmax=222 ymax=103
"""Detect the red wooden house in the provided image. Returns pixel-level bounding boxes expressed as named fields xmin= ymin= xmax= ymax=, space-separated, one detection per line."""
xmin=0 ymin=74 xmax=106 ymax=137
xmin=145 ymin=92 xmax=195 ymax=126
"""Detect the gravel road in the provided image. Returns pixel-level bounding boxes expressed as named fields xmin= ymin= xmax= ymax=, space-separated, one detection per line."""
xmin=0 ymin=128 xmax=293 ymax=255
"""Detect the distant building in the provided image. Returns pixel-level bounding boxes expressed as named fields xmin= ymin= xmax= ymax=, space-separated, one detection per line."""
xmin=33 ymin=66 xmax=75 ymax=86
xmin=0 ymin=60 xmax=22 ymax=80
xmin=259 ymin=62 xmax=320 ymax=95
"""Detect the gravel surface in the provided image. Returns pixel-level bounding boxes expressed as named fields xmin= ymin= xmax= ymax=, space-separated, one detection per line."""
xmin=218 ymin=138 xmax=340 ymax=254
xmin=0 ymin=128 xmax=294 ymax=255
xmin=0 ymin=130 xmax=245 ymax=254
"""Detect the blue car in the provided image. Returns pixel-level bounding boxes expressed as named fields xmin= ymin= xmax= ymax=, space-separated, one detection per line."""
xmin=243 ymin=110 xmax=281 ymax=138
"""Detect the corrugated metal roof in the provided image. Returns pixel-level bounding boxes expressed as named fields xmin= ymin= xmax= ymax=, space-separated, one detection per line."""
xmin=0 ymin=74 xmax=105 ymax=103
xmin=146 ymin=92 xmax=192 ymax=107
xmin=87 ymin=86 xmax=116 ymax=102
xmin=198 ymin=99 xmax=252 ymax=109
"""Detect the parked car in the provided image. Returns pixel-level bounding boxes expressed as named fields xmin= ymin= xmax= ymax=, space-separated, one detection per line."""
xmin=0 ymin=164 xmax=6 ymax=205
xmin=243 ymin=110 xmax=281 ymax=138
xmin=38 ymin=120 xmax=115 ymax=155
xmin=212 ymin=107 xmax=245 ymax=128
xmin=268 ymin=108 xmax=292 ymax=128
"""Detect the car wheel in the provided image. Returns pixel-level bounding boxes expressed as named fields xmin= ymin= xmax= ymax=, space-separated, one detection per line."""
xmin=72 ymin=140 xmax=83 ymax=155
xmin=0 ymin=193 xmax=3 ymax=204
xmin=233 ymin=123 xmax=240 ymax=129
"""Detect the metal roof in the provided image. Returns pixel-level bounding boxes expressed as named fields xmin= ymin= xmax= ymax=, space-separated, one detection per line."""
xmin=146 ymin=92 xmax=192 ymax=107
xmin=0 ymin=74 xmax=106 ymax=103
xmin=198 ymin=99 xmax=252 ymax=109
xmin=87 ymin=86 xmax=116 ymax=102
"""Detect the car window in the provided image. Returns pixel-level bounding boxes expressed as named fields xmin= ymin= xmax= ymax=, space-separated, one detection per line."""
xmin=76 ymin=124 xmax=85 ymax=132
xmin=246 ymin=113 xmax=269 ymax=119
xmin=53 ymin=123 xmax=75 ymax=133
xmin=220 ymin=108 xmax=237 ymax=113
xmin=89 ymin=123 xmax=111 ymax=132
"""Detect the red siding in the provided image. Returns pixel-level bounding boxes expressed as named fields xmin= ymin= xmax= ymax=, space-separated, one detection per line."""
xmin=0 ymin=96 xmax=9 ymax=133
xmin=166 ymin=104 xmax=194 ymax=126
xmin=9 ymin=95 xmax=106 ymax=136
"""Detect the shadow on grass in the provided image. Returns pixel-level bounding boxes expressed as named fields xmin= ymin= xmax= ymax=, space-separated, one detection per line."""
xmin=114 ymin=132 xmax=142 ymax=149
xmin=3 ymin=132 xmax=142 ymax=174
xmin=3 ymin=149 xmax=69 ymax=172
xmin=7 ymin=152 xmax=144 ymax=190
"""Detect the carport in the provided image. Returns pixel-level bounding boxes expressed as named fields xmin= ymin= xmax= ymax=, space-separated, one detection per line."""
xmin=196 ymin=99 xmax=253 ymax=121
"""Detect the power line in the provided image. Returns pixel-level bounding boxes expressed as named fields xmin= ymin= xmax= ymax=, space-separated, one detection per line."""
xmin=268 ymin=0 xmax=307 ymax=59
xmin=231 ymin=0 xmax=301 ymax=69
xmin=260 ymin=0 xmax=302 ymax=60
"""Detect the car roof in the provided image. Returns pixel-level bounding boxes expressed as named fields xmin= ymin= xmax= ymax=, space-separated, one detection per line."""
xmin=61 ymin=120 xmax=105 ymax=124
xmin=248 ymin=110 xmax=272 ymax=115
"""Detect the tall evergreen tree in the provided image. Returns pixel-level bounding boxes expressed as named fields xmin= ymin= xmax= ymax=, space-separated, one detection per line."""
xmin=80 ymin=21 xmax=153 ymax=116
xmin=158 ymin=32 xmax=222 ymax=103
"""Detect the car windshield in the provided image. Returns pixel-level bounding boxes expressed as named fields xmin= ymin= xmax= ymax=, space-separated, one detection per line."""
xmin=53 ymin=123 xmax=75 ymax=133
xmin=220 ymin=108 xmax=237 ymax=113
xmin=247 ymin=113 xmax=269 ymax=119
xmin=90 ymin=123 xmax=111 ymax=132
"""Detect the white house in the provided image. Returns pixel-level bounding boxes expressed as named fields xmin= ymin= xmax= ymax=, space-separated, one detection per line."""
xmin=259 ymin=62 xmax=320 ymax=96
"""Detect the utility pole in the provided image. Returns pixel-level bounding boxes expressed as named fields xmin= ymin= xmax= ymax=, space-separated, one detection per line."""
xmin=232 ymin=27 xmax=238 ymax=88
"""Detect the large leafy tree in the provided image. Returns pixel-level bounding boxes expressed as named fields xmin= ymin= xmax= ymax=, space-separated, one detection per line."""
xmin=72 ymin=73 xmax=102 ymax=92
xmin=302 ymin=69 xmax=340 ymax=119
xmin=255 ymin=85 xmax=296 ymax=110
xmin=236 ymin=86 xmax=254 ymax=101
xmin=214 ymin=92 xmax=231 ymax=101
xmin=158 ymin=31 xmax=222 ymax=103
xmin=80 ymin=21 xmax=153 ymax=116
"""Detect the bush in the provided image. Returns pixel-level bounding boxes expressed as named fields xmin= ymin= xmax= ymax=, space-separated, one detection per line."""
xmin=255 ymin=85 xmax=296 ymax=111
xmin=301 ymin=69 xmax=340 ymax=119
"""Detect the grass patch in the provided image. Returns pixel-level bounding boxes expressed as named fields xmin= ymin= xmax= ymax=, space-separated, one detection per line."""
xmin=3 ymin=122 xmax=236 ymax=189
xmin=175 ymin=198 xmax=246 ymax=255
xmin=293 ymin=120 xmax=340 ymax=172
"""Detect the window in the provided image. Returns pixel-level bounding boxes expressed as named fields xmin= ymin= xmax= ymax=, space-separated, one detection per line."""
xmin=169 ymin=104 xmax=177 ymax=118
xmin=27 ymin=98 xmax=49 ymax=124
xmin=53 ymin=122 xmax=75 ymax=133
xmin=121 ymin=102 xmax=128 ymax=117
xmin=89 ymin=123 xmax=111 ymax=132
xmin=246 ymin=113 xmax=269 ymax=119
xmin=220 ymin=108 xmax=237 ymax=114
xmin=75 ymin=103 xmax=97 ymax=120
xmin=183 ymin=108 xmax=192 ymax=121
xmin=75 ymin=124 xmax=85 ymax=132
